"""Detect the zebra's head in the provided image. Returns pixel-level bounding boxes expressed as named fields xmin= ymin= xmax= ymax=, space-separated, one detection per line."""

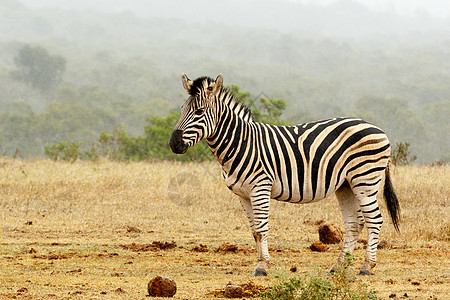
xmin=169 ymin=73 xmax=223 ymax=154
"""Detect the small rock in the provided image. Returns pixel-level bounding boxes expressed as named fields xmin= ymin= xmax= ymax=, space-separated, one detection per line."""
xmin=357 ymin=238 xmax=368 ymax=245
xmin=310 ymin=240 xmax=329 ymax=252
xmin=378 ymin=240 xmax=393 ymax=249
xmin=121 ymin=241 xmax=176 ymax=252
xmin=29 ymin=248 xmax=37 ymax=254
xmin=17 ymin=287 xmax=28 ymax=293
xmin=318 ymin=223 xmax=343 ymax=244
xmin=224 ymin=284 xmax=243 ymax=298
xmin=126 ymin=226 xmax=142 ymax=233
xmin=70 ymin=291 xmax=83 ymax=295
xmin=290 ymin=266 xmax=297 ymax=272
xmin=147 ymin=276 xmax=177 ymax=297
xmin=389 ymin=293 xmax=396 ymax=298
xmin=67 ymin=268 xmax=82 ymax=273
xmin=192 ymin=244 xmax=209 ymax=252
xmin=24 ymin=221 xmax=33 ymax=225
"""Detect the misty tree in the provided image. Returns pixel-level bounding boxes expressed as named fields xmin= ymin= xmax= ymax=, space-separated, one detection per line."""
xmin=11 ymin=45 xmax=66 ymax=92
xmin=228 ymin=85 xmax=288 ymax=125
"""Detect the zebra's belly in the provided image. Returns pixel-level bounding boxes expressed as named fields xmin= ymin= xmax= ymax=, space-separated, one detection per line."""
xmin=270 ymin=177 xmax=338 ymax=204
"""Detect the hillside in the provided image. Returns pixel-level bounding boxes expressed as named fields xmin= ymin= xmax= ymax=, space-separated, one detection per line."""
xmin=0 ymin=0 xmax=449 ymax=162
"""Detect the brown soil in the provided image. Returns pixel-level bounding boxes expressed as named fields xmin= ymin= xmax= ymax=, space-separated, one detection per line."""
xmin=207 ymin=281 xmax=267 ymax=298
xmin=120 ymin=241 xmax=177 ymax=252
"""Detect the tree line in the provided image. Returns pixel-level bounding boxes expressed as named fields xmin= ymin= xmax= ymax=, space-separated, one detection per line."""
xmin=44 ymin=85 xmax=289 ymax=162
xmin=1 ymin=40 xmax=448 ymax=163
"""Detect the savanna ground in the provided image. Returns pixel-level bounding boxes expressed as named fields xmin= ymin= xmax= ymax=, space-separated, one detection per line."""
xmin=0 ymin=158 xmax=448 ymax=299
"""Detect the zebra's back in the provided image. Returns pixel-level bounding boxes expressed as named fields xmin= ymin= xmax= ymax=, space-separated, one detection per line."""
xmin=255 ymin=117 xmax=391 ymax=203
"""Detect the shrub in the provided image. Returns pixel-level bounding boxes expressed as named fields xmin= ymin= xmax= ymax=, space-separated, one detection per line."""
xmin=261 ymin=253 xmax=377 ymax=300
xmin=44 ymin=87 xmax=288 ymax=162
xmin=392 ymin=142 xmax=417 ymax=166
xmin=44 ymin=141 xmax=82 ymax=162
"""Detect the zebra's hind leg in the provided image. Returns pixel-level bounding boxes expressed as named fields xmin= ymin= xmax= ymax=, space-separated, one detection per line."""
xmin=329 ymin=182 xmax=364 ymax=274
xmin=352 ymin=182 xmax=384 ymax=275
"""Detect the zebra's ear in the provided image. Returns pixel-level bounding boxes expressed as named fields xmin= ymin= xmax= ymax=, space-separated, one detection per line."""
xmin=213 ymin=73 xmax=223 ymax=95
xmin=182 ymin=73 xmax=193 ymax=94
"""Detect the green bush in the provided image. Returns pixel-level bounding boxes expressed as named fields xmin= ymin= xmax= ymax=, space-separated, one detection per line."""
xmin=44 ymin=87 xmax=288 ymax=162
xmin=44 ymin=113 xmax=213 ymax=162
xmin=44 ymin=141 xmax=82 ymax=162
xmin=261 ymin=253 xmax=377 ymax=300
xmin=229 ymin=85 xmax=289 ymax=125
xmin=392 ymin=142 xmax=417 ymax=166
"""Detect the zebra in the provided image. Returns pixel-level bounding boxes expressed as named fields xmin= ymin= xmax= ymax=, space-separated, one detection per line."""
xmin=169 ymin=73 xmax=400 ymax=276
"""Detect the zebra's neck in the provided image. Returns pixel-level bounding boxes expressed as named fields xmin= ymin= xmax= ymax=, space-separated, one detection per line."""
xmin=216 ymin=88 xmax=254 ymax=123
xmin=206 ymin=89 xmax=254 ymax=166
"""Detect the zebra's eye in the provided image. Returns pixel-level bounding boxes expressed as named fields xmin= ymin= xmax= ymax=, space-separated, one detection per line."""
xmin=194 ymin=108 xmax=205 ymax=115
xmin=207 ymin=86 xmax=213 ymax=91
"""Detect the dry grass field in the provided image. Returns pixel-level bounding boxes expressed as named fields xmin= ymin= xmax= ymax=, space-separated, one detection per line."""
xmin=0 ymin=158 xmax=448 ymax=299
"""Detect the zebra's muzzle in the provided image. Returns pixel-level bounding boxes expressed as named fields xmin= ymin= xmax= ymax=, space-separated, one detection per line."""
xmin=169 ymin=129 xmax=188 ymax=154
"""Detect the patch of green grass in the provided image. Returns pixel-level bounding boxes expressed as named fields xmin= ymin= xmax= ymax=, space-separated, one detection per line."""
xmin=261 ymin=253 xmax=377 ymax=300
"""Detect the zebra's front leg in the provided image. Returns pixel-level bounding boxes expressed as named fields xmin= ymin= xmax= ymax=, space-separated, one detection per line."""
xmin=252 ymin=231 xmax=269 ymax=276
xmin=250 ymin=189 xmax=271 ymax=276
xmin=239 ymin=196 xmax=269 ymax=276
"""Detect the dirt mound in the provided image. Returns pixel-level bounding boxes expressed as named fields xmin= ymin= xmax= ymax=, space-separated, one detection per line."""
xmin=357 ymin=238 xmax=368 ymax=245
xmin=216 ymin=242 xmax=239 ymax=253
xmin=207 ymin=281 xmax=267 ymax=298
xmin=126 ymin=226 xmax=142 ymax=233
xmin=224 ymin=284 xmax=243 ymax=298
xmin=147 ymin=276 xmax=176 ymax=297
xmin=377 ymin=240 xmax=393 ymax=249
xmin=310 ymin=240 xmax=329 ymax=252
xmin=31 ymin=254 xmax=71 ymax=260
xmin=357 ymin=239 xmax=393 ymax=249
xmin=121 ymin=241 xmax=177 ymax=252
xmin=191 ymin=244 xmax=209 ymax=252
xmin=318 ymin=223 xmax=343 ymax=244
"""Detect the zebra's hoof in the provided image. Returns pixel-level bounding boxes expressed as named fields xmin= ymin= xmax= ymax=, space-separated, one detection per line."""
xmin=252 ymin=267 xmax=267 ymax=276
xmin=358 ymin=267 xmax=371 ymax=276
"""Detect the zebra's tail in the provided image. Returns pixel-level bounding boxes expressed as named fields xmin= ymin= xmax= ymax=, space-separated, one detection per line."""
xmin=383 ymin=162 xmax=401 ymax=233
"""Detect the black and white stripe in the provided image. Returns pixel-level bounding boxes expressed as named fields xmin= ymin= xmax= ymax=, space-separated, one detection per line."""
xmin=169 ymin=74 xmax=400 ymax=276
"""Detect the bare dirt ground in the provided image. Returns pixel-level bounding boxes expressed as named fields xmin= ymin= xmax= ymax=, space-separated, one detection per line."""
xmin=0 ymin=159 xmax=448 ymax=299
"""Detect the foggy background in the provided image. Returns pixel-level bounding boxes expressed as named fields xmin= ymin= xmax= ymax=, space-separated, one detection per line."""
xmin=0 ymin=0 xmax=449 ymax=162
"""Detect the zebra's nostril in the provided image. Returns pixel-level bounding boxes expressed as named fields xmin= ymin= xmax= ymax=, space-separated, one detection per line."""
xmin=169 ymin=130 xmax=188 ymax=154
xmin=172 ymin=130 xmax=183 ymax=141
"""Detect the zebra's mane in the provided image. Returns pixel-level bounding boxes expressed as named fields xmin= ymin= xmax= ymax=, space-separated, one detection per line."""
xmin=188 ymin=76 xmax=254 ymax=123
xmin=219 ymin=87 xmax=255 ymax=123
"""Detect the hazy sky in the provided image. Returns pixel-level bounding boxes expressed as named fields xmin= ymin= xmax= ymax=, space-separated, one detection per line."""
xmin=324 ymin=0 xmax=450 ymax=17
xmin=19 ymin=0 xmax=450 ymax=18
